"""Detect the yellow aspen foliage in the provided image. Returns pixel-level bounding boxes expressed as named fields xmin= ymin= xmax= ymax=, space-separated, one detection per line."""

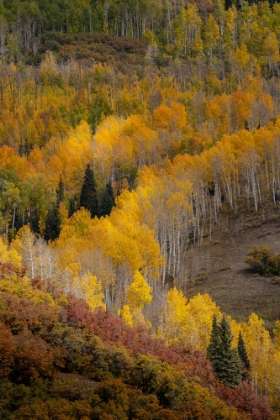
xmin=206 ymin=93 xmax=231 ymax=137
xmin=93 ymin=116 xmax=133 ymax=178
xmin=119 ymin=304 xmax=133 ymax=326
xmin=59 ymin=208 xmax=93 ymax=241
xmin=57 ymin=243 xmax=82 ymax=282
xmin=55 ymin=121 xmax=92 ymax=184
xmin=28 ymin=147 xmax=44 ymax=166
xmin=0 ymin=234 xmax=54 ymax=304
xmin=54 ymin=209 xmax=95 ymax=287
xmin=184 ymin=293 xmax=222 ymax=351
xmin=230 ymin=91 xmax=253 ymax=131
xmin=153 ymin=102 xmax=186 ymax=132
xmin=170 ymin=102 xmax=187 ymax=131
xmin=0 ymin=145 xmax=32 ymax=179
xmin=155 ymin=287 xmax=189 ymax=345
xmin=241 ymin=313 xmax=273 ymax=394
xmin=228 ymin=317 xmax=241 ymax=348
xmin=128 ymin=270 xmax=152 ymax=310
xmin=125 ymin=270 xmax=152 ymax=326
xmin=167 ymin=287 xmax=188 ymax=325
xmin=33 ymin=121 xmax=92 ymax=191
xmin=122 ymin=114 xmax=158 ymax=164
xmin=153 ymin=103 xmax=172 ymax=129
xmin=157 ymin=290 xmax=224 ymax=350
xmin=0 ymin=237 xmax=22 ymax=267
xmin=232 ymin=44 xmax=251 ymax=75
xmin=80 ymin=271 xmax=105 ymax=311
xmin=58 ymin=202 xmax=69 ymax=226
xmin=99 ymin=216 xmax=142 ymax=270
xmin=108 ymin=193 xmax=163 ymax=277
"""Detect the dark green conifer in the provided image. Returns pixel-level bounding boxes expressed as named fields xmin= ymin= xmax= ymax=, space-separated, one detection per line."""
xmin=44 ymin=206 xmax=60 ymax=242
xmin=80 ymin=164 xmax=99 ymax=218
xmin=207 ymin=315 xmax=241 ymax=387
xmin=238 ymin=331 xmax=250 ymax=381
xmin=56 ymin=174 xmax=64 ymax=203
xmin=99 ymin=181 xmax=115 ymax=217
xmin=207 ymin=315 xmax=220 ymax=363
xmin=68 ymin=194 xmax=78 ymax=217
xmin=44 ymin=176 xmax=64 ymax=242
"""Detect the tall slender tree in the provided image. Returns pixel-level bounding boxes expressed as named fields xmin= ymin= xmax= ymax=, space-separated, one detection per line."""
xmin=207 ymin=314 xmax=221 ymax=363
xmin=68 ymin=194 xmax=78 ymax=218
xmin=56 ymin=174 xmax=64 ymax=203
xmin=80 ymin=164 xmax=99 ymax=218
xmin=207 ymin=315 xmax=241 ymax=387
xmin=238 ymin=331 xmax=250 ymax=381
xmin=99 ymin=181 xmax=115 ymax=217
xmin=44 ymin=176 xmax=64 ymax=242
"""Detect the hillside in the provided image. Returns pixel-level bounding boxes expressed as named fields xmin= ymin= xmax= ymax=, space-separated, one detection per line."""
xmin=185 ymin=211 xmax=280 ymax=327
xmin=2 ymin=0 xmax=280 ymax=416
xmin=0 ymin=260 xmax=272 ymax=420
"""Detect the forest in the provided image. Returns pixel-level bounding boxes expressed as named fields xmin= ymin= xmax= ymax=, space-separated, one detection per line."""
xmin=1 ymin=0 xmax=280 ymax=417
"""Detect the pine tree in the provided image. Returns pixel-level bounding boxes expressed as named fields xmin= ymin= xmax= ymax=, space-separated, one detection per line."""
xmin=207 ymin=315 xmax=221 ymax=365
xmin=207 ymin=315 xmax=241 ymax=387
xmin=44 ymin=206 xmax=60 ymax=242
xmin=99 ymin=181 xmax=115 ymax=217
xmin=238 ymin=331 xmax=250 ymax=381
xmin=68 ymin=194 xmax=78 ymax=217
xmin=80 ymin=164 xmax=99 ymax=218
xmin=56 ymin=175 xmax=64 ymax=203
xmin=44 ymin=176 xmax=64 ymax=242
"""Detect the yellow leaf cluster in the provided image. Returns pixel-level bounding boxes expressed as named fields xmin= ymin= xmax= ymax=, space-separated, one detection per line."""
xmin=0 ymin=237 xmax=22 ymax=267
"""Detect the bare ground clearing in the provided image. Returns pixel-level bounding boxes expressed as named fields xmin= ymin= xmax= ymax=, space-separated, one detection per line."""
xmin=183 ymin=210 xmax=280 ymax=330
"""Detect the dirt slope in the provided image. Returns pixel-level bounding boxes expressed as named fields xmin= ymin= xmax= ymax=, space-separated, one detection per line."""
xmin=183 ymin=210 xmax=280 ymax=329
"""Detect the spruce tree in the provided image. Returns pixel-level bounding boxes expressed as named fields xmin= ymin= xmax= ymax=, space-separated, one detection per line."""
xmin=44 ymin=176 xmax=64 ymax=242
xmin=56 ymin=175 xmax=64 ymax=203
xmin=44 ymin=206 xmax=60 ymax=242
xmin=99 ymin=181 xmax=115 ymax=217
xmin=207 ymin=315 xmax=241 ymax=387
xmin=68 ymin=194 xmax=78 ymax=218
xmin=238 ymin=331 xmax=250 ymax=381
xmin=80 ymin=164 xmax=99 ymax=218
xmin=207 ymin=315 xmax=221 ymax=366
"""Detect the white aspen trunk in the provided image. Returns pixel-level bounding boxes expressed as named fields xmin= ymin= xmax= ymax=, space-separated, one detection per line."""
xmin=250 ymin=167 xmax=258 ymax=211
xmin=264 ymin=150 xmax=270 ymax=191
xmin=256 ymin=169 xmax=262 ymax=205
xmin=271 ymin=159 xmax=276 ymax=205
xmin=176 ymin=228 xmax=181 ymax=275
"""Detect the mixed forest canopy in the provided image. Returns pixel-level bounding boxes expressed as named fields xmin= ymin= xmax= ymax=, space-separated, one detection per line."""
xmin=2 ymin=0 xmax=280 ymax=417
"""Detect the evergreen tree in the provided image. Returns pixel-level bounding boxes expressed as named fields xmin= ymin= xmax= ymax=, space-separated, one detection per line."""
xmin=56 ymin=175 xmax=64 ymax=203
xmin=207 ymin=315 xmax=221 ymax=365
xmin=68 ymin=194 xmax=78 ymax=218
xmin=99 ymin=181 xmax=115 ymax=217
xmin=207 ymin=315 xmax=241 ymax=387
xmin=80 ymin=164 xmax=99 ymax=218
xmin=238 ymin=331 xmax=250 ymax=381
xmin=44 ymin=176 xmax=64 ymax=242
xmin=44 ymin=206 xmax=61 ymax=242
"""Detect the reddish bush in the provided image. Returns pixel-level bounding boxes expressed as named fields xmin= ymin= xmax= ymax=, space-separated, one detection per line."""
xmin=12 ymin=331 xmax=55 ymax=383
xmin=0 ymin=322 xmax=15 ymax=377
